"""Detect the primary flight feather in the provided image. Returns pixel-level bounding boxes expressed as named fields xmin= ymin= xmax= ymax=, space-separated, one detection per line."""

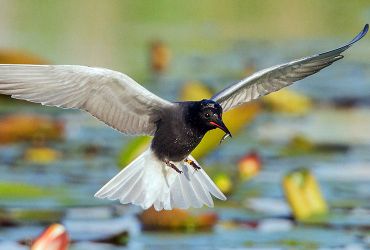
xmin=212 ymin=24 xmax=368 ymax=112
xmin=0 ymin=24 xmax=367 ymax=210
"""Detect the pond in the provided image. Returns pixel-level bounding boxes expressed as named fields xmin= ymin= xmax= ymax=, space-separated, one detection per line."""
xmin=0 ymin=1 xmax=370 ymax=249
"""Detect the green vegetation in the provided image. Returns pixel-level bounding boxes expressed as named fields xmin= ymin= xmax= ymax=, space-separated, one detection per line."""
xmin=0 ymin=182 xmax=82 ymax=207
xmin=0 ymin=182 xmax=55 ymax=199
xmin=4 ymin=0 xmax=367 ymax=75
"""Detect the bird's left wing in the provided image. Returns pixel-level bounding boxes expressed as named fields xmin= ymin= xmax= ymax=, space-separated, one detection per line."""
xmin=0 ymin=64 xmax=174 ymax=135
xmin=212 ymin=24 xmax=368 ymax=112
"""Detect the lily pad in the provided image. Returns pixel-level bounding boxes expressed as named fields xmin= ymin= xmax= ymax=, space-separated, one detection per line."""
xmin=139 ymin=207 xmax=218 ymax=232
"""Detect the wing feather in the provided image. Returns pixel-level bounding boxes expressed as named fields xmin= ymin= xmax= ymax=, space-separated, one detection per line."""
xmin=212 ymin=24 xmax=368 ymax=112
xmin=0 ymin=64 xmax=173 ymax=135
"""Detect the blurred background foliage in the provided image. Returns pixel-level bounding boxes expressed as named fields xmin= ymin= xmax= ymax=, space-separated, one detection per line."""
xmin=1 ymin=0 xmax=369 ymax=75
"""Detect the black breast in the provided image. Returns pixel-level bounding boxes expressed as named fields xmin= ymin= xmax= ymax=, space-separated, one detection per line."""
xmin=151 ymin=102 xmax=207 ymax=162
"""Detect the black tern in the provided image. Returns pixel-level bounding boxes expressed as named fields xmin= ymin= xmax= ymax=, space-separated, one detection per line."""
xmin=0 ymin=24 xmax=367 ymax=210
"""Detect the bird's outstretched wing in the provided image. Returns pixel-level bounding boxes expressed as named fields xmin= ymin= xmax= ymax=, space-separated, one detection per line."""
xmin=212 ymin=24 xmax=369 ymax=112
xmin=0 ymin=65 xmax=173 ymax=135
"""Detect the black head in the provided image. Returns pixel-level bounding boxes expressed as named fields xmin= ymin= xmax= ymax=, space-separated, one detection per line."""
xmin=194 ymin=99 xmax=232 ymax=137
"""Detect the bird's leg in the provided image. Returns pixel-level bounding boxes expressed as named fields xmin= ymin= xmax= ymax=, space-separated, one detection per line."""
xmin=185 ymin=158 xmax=201 ymax=171
xmin=165 ymin=160 xmax=182 ymax=174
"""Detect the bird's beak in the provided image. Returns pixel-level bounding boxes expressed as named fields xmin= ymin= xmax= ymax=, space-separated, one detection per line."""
xmin=210 ymin=118 xmax=232 ymax=138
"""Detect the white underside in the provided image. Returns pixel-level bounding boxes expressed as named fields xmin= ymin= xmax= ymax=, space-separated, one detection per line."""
xmin=94 ymin=148 xmax=226 ymax=210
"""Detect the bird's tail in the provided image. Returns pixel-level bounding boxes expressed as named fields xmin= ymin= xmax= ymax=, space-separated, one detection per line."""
xmin=94 ymin=148 xmax=226 ymax=210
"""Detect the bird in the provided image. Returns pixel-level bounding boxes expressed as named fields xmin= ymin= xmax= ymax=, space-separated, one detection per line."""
xmin=0 ymin=24 xmax=367 ymax=210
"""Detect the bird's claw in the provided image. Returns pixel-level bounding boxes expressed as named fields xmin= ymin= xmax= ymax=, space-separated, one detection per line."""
xmin=185 ymin=158 xmax=201 ymax=171
xmin=165 ymin=161 xmax=182 ymax=174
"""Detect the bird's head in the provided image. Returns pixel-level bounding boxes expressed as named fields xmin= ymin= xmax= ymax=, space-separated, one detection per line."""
xmin=197 ymin=99 xmax=232 ymax=137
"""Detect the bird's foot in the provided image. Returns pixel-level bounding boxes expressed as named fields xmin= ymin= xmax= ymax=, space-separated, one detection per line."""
xmin=185 ymin=158 xmax=201 ymax=171
xmin=165 ymin=160 xmax=182 ymax=174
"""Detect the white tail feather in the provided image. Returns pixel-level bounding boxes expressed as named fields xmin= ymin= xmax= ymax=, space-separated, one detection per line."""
xmin=94 ymin=148 xmax=226 ymax=210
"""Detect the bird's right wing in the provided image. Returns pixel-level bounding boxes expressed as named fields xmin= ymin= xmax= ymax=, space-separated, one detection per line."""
xmin=0 ymin=64 xmax=174 ymax=135
xmin=212 ymin=24 xmax=368 ymax=112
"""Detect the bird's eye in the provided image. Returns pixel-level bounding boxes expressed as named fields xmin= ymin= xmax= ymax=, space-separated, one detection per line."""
xmin=205 ymin=112 xmax=210 ymax=118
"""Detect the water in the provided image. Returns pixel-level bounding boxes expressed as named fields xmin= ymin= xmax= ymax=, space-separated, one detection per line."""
xmin=1 ymin=1 xmax=370 ymax=249
xmin=1 ymin=89 xmax=370 ymax=249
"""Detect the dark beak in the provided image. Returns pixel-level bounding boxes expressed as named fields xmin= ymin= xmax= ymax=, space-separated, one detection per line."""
xmin=210 ymin=118 xmax=232 ymax=138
